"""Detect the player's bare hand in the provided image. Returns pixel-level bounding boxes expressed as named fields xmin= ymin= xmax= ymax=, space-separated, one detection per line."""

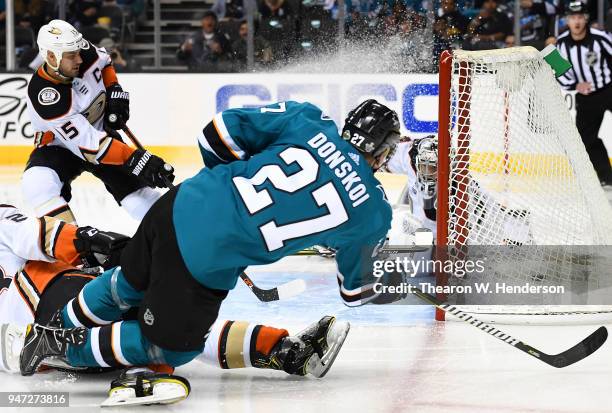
xmin=182 ymin=38 xmax=193 ymax=52
xmin=210 ymin=41 xmax=222 ymax=54
xmin=576 ymin=82 xmax=592 ymax=95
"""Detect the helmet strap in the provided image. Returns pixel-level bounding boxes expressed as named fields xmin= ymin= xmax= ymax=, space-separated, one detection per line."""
xmin=43 ymin=51 xmax=72 ymax=82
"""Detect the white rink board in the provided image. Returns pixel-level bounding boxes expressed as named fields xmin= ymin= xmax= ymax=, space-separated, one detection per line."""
xmin=0 ymin=72 xmax=609 ymax=150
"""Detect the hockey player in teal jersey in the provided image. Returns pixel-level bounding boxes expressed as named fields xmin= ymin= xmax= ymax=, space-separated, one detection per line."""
xmin=179 ymin=100 xmax=396 ymax=302
xmin=19 ymin=100 xmax=401 ymax=393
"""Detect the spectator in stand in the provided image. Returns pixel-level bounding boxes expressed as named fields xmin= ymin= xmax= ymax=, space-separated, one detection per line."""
xmin=433 ymin=0 xmax=469 ymax=58
xmin=464 ymin=0 xmax=512 ymax=50
xmin=394 ymin=13 xmax=433 ymax=72
xmin=212 ymin=0 xmax=245 ymax=20
xmin=258 ymin=0 xmax=294 ymax=18
xmin=438 ymin=0 xmax=469 ymax=35
xmin=231 ymin=20 xmax=273 ymax=70
xmin=375 ymin=1 xmax=418 ymax=37
xmin=99 ymin=37 xmax=142 ymax=72
xmin=380 ymin=12 xmax=401 ymax=35
xmin=0 ymin=0 xmax=6 ymax=29
xmin=15 ymin=0 xmax=48 ymax=32
xmin=346 ymin=0 xmax=383 ymax=20
xmin=116 ymin=0 xmax=146 ymax=20
xmin=378 ymin=0 xmax=425 ymax=14
xmin=71 ymin=0 xmax=102 ymax=29
xmin=343 ymin=0 xmax=381 ymax=41
xmin=505 ymin=0 xmax=552 ymax=48
xmin=177 ymin=11 xmax=233 ymax=72
xmin=257 ymin=0 xmax=295 ymax=60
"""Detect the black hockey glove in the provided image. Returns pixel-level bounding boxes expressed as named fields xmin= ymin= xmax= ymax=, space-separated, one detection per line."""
xmin=74 ymin=226 xmax=130 ymax=269
xmin=124 ymin=148 xmax=175 ymax=188
xmin=105 ymin=83 xmax=130 ymax=130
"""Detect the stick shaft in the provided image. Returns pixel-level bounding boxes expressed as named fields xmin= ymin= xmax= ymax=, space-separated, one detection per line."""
xmin=121 ymin=126 xmax=145 ymax=151
xmin=410 ymin=284 xmax=606 ymax=367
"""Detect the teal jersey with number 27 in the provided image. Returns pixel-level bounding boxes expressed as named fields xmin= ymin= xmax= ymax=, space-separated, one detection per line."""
xmin=173 ymin=101 xmax=392 ymax=306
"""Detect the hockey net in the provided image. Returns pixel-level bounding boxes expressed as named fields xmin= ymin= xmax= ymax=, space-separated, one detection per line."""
xmin=436 ymin=47 xmax=612 ymax=325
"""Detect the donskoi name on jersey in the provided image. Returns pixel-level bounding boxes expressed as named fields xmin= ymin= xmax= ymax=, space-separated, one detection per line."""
xmin=307 ymin=133 xmax=370 ymax=208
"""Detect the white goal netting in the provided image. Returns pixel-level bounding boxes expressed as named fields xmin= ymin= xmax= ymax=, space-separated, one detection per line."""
xmin=438 ymin=47 xmax=612 ymax=324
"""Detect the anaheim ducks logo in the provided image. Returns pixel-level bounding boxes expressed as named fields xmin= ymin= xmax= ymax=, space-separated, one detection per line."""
xmin=38 ymin=87 xmax=60 ymax=105
xmin=48 ymin=27 xmax=62 ymax=35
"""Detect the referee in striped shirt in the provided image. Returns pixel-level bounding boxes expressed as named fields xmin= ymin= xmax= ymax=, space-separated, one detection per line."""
xmin=556 ymin=1 xmax=612 ymax=186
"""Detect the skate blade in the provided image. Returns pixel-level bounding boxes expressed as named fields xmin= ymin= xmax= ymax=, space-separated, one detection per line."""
xmin=308 ymin=319 xmax=351 ymax=378
xmin=0 ymin=323 xmax=25 ymax=373
xmin=101 ymin=380 xmax=189 ymax=407
xmin=42 ymin=356 xmax=88 ymax=371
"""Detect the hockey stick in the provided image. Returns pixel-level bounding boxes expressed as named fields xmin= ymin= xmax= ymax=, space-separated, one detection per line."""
xmin=294 ymin=245 xmax=431 ymax=257
xmin=118 ymin=123 xmax=306 ymax=302
xmin=239 ymin=273 xmax=306 ymax=302
xmin=411 ymin=284 xmax=608 ymax=368
xmin=119 ymin=124 xmax=146 ymax=153
xmin=120 ymin=125 xmax=176 ymax=191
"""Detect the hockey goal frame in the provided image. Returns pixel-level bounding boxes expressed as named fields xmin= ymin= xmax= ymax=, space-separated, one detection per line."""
xmin=434 ymin=48 xmax=612 ymax=324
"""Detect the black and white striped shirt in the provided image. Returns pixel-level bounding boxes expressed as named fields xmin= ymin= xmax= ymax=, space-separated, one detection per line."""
xmin=556 ymin=28 xmax=612 ymax=91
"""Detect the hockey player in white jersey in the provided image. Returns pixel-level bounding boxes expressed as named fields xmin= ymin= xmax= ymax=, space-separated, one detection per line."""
xmin=0 ymin=204 xmax=129 ymax=326
xmin=0 ymin=203 xmax=129 ymax=371
xmin=23 ymin=20 xmax=175 ymax=224
xmin=0 ymin=205 xmax=350 ymax=406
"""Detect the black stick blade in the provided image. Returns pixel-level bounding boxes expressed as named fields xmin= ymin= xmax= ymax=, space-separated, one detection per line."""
xmin=519 ymin=326 xmax=608 ymax=368
xmin=252 ymin=286 xmax=280 ymax=302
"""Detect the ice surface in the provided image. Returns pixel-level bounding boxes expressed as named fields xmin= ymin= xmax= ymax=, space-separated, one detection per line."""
xmin=1 ymin=166 xmax=612 ymax=412
xmin=2 ymin=263 xmax=612 ymax=412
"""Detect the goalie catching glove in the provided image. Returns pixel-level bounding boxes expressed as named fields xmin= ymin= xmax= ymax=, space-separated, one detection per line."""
xmin=104 ymin=84 xmax=130 ymax=130
xmin=124 ymin=148 xmax=175 ymax=188
xmin=74 ymin=226 xmax=130 ymax=269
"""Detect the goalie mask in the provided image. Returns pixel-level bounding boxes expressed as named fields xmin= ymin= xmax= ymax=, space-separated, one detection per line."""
xmin=415 ymin=135 xmax=438 ymax=210
xmin=342 ymin=99 xmax=401 ymax=170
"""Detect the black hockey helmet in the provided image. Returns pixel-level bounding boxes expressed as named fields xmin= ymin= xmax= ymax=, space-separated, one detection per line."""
xmin=342 ymin=100 xmax=401 ymax=158
xmin=566 ymin=1 xmax=587 ymax=15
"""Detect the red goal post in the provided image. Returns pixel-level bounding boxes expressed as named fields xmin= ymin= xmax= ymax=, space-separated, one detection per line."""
xmin=434 ymin=47 xmax=612 ymax=324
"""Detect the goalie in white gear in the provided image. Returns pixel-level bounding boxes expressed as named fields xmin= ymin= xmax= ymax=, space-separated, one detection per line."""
xmin=383 ymin=134 xmax=533 ymax=246
xmin=23 ymin=20 xmax=175 ymax=224
xmin=383 ymin=135 xmax=438 ymax=246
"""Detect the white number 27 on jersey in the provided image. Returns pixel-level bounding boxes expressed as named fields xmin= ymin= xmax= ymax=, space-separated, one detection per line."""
xmin=232 ymin=147 xmax=348 ymax=252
